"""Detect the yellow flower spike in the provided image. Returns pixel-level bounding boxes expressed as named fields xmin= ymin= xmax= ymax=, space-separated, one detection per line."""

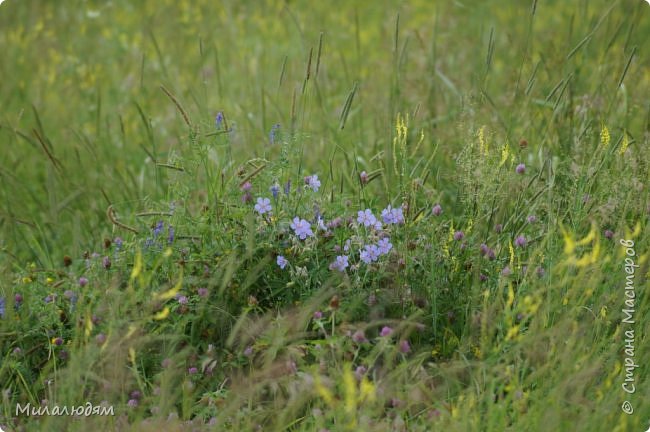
xmin=342 ymin=364 xmax=357 ymax=415
xmin=314 ymin=374 xmax=336 ymax=407
xmin=509 ymin=241 xmax=514 ymax=267
xmin=575 ymin=224 xmax=596 ymax=247
xmin=499 ymin=143 xmax=510 ymax=167
xmin=130 ymin=250 xmax=143 ymax=281
xmin=600 ymin=124 xmax=610 ymax=148
xmin=599 ymin=306 xmax=608 ymax=319
xmin=153 ymin=307 xmax=170 ymax=320
xmin=85 ymin=314 xmax=93 ymax=337
xmin=505 ymin=325 xmax=520 ymax=341
xmin=156 ymin=270 xmax=183 ymax=301
xmin=478 ymin=126 xmax=488 ymax=155
xmin=163 ymin=248 xmax=173 ymax=257
xmin=129 ymin=347 xmax=136 ymax=367
xmin=465 ymin=218 xmax=473 ymax=235
xmin=359 ymin=378 xmax=375 ymax=403
xmin=560 ymin=224 xmax=576 ymax=255
xmin=23 ymin=277 xmax=32 ymax=284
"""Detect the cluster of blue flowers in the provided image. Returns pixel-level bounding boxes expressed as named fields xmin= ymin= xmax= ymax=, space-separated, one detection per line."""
xmin=248 ymin=177 xmax=405 ymax=274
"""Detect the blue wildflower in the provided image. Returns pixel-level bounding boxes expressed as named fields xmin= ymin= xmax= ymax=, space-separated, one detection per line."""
xmin=270 ymin=183 xmax=280 ymax=199
xmin=153 ymin=221 xmax=164 ymax=238
xmin=290 ymin=217 xmax=314 ymax=240
xmin=215 ymin=112 xmax=224 ymax=130
xmin=277 ymin=255 xmax=288 ymax=269
xmin=0 ymin=297 xmax=5 ymax=318
xmin=329 ymin=255 xmax=349 ymax=272
xmin=357 ymin=209 xmax=377 ymax=227
xmin=167 ymin=226 xmax=175 ymax=244
xmin=377 ymin=237 xmax=393 ymax=255
xmin=269 ymin=123 xmax=280 ymax=144
xmin=360 ymin=244 xmax=380 ymax=264
xmin=254 ymin=197 xmax=272 ymax=215
xmin=304 ymin=175 xmax=321 ymax=192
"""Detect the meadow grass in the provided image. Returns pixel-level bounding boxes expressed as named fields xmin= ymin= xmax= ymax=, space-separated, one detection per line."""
xmin=0 ymin=0 xmax=649 ymax=431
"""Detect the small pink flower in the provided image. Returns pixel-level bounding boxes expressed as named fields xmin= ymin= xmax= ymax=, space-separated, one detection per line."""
xmin=380 ymin=326 xmax=393 ymax=337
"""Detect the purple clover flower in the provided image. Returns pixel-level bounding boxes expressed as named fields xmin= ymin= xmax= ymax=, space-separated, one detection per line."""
xmin=241 ymin=182 xmax=252 ymax=192
xmin=453 ymin=231 xmax=464 ymax=241
xmin=515 ymin=163 xmax=526 ymax=174
xmin=254 ymin=197 xmax=272 ymax=215
xmin=399 ymin=340 xmax=411 ymax=354
xmin=432 ymin=203 xmax=442 ymax=216
xmin=313 ymin=311 xmax=323 ymax=320
xmin=514 ymin=235 xmax=527 ymax=248
xmin=277 ymin=255 xmax=289 ymax=269
xmin=241 ymin=192 xmax=253 ymax=203
xmin=290 ymin=217 xmax=314 ymax=240
xmin=352 ymin=330 xmax=367 ymax=344
xmin=197 ymin=288 xmax=209 ymax=298
xmin=79 ymin=277 xmax=89 ymax=287
xmin=526 ymin=215 xmax=537 ymax=224
xmin=359 ymin=171 xmax=369 ymax=184
xmin=380 ymin=326 xmax=393 ymax=337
